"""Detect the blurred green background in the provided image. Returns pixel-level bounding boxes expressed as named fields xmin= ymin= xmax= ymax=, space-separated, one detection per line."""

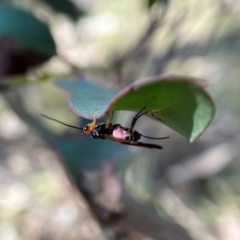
xmin=0 ymin=0 xmax=240 ymax=239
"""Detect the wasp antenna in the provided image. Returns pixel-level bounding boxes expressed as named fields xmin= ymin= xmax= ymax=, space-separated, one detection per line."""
xmin=129 ymin=107 xmax=148 ymax=131
xmin=140 ymin=133 xmax=170 ymax=140
xmin=41 ymin=114 xmax=83 ymax=130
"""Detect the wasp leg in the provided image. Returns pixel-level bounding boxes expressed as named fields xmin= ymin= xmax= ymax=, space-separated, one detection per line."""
xmin=84 ymin=110 xmax=98 ymax=134
xmin=90 ymin=110 xmax=98 ymax=129
xmin=129 ymin=107 xmax=148 ymax=131
xmin=105 ymin=111 xmax=114 ymax=129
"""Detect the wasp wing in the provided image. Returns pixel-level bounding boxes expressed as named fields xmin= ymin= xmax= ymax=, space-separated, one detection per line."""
xmin=103 ymin=135 xmax=162 ymax=149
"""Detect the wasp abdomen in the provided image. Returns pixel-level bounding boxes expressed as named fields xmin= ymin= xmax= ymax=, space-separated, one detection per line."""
xmin=111 ymin=124 xmax=141 ymax=142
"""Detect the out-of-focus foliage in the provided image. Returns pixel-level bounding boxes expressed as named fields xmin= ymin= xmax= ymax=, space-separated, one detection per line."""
xmin=0 ymin=4 xmax=56 ymax=82
xmin=0 ymin=5 xmax=56 ymax=56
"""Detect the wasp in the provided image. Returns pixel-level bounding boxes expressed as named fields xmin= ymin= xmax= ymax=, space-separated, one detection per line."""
xmin=41 ymin=107 xmax=169 ymax=149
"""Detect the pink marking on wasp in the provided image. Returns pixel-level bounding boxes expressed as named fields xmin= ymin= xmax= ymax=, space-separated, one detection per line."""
xmin=112 ymin=125 xmax=131 ymax=140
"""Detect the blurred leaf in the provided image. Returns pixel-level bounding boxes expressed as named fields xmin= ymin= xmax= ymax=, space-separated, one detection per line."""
xmin=0 ymin=4 xmax=56 ymax=57
xmin=1 ymin=71 xmax=51 ymax=87
xmin=56 ymin=76 xmax=215 ymax=143
xmin=1 ymin=74 xmax=31 ymax=87
xmin=0 ymin=38 xmax=50 ymax=80
xmin=54 ymin=132 xmax=130 ymax=173
xmin=0 ymin=4 xmax=56 ymax=83
xmin=147 ymin=0 xmax=168 ymax=9
xmin=56 ymin=79 xmax=117 ymax=117
xmin=42 ymin=0 xmax=86 ymax=21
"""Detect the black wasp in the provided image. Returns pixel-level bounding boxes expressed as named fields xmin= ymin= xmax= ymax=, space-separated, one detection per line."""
xmin=41 ymin=107 xmax=169 ymax=149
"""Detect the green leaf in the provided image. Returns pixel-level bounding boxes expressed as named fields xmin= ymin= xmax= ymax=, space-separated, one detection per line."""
xmin=56 ymin=75 xmax=215 ymax=143
xmin=0 ymin=4 xmax=56 ymax=57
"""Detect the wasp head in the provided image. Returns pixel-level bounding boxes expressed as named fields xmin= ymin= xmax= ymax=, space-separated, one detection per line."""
xmin=83 ymin=124 xmax=92 ymax=134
